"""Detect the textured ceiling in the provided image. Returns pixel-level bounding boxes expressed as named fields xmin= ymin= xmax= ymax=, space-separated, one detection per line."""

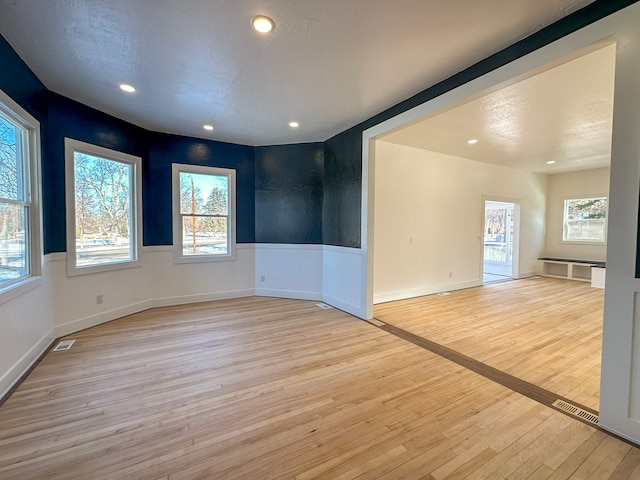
xmin=0 ymin=0 xmax=596 ymax=146
xmin=381 ymin=43 xmax=616 ymax=174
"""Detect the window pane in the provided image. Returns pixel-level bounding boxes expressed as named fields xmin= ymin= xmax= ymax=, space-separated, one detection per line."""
xmin=565 ymin=219 xmax=606 ymax=241
xmin=0 ymin=203 xmax=27 ymax=283
xmin=563 ymin=197 xmax=607 ymax=242
xmin=181 ymin=215 xmax=228 ymax=256
xmin=0 ymin=113 xmax=20 ymax=201
xmin=180 ymin=172 xmax=228 ymax=215
xmin=74 ymin=153 xmax=133 ymax=266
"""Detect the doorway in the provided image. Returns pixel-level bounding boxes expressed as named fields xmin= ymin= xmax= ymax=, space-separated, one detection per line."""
xmin=483 ymin=200 xmax=518 ymax=283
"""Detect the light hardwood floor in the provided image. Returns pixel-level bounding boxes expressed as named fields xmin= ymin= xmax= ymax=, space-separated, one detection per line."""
xmin=375 ymin=277 xmax=603 ymax=411
xmin=1 ymin=295 xmax=636 ymax=479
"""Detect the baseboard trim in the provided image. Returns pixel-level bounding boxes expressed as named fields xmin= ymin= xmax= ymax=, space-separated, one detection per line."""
xmin=150 ymin=289 xmax=255 ymax=308
xmin=53 ymin=289 xmax=256 ymax=337
xmin=255 ymin=288 xmax=321 ymax=302
xmin=0 ymin=331 xmax=55 ymax=402
xmin=373 ymin=280 xmax=481 ymax=304
xmin=322 ymin=294 xmax=365 ymax=319
xmin=54 ymin=300 xmax=153 ymax=337
xmin=518 ymin=271 xmax=538 ymax=279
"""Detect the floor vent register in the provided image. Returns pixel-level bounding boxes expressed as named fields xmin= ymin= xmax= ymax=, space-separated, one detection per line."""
xmin=552 ymin=399 xmax=599 ymax=426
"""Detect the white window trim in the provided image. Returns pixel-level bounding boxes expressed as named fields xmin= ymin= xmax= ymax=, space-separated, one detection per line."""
xmin=0 ymin=88 xmax=42 ymax=301
xmin=64 ymin=138 xmax=143 ymax=276
xmin=171 ymin=163 xmax=236 ymax=263
xmin=561 ymin=194 xmax=608 ymax=245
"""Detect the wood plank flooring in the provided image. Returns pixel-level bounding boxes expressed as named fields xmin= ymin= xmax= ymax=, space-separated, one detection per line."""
xmin=374 ymin=277 xmax=603 ymax=411
xmin=1 ymin=294 xmax=634 ymax=479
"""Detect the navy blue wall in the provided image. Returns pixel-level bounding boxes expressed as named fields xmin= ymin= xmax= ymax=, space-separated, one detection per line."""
xmin=323 ymin=131 xmax=361 ymax=247
xmin=146 ymin=132 xmax=255 ymax=245
xmin=0 ymin=35 xmax=48 ymax=122
xmin=255 ymin=143 xmax=323 ymax=244
xmin=323 ymin=0 xmax=640 ymax=249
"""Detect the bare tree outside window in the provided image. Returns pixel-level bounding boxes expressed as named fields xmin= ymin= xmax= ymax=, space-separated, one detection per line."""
xmin=178 ymin=171 xmax=229 ymax=256
xmin=0 ymin=113 xmax=28 ymax=285
xmin=73 ymin=152 xmax=132 ymax=266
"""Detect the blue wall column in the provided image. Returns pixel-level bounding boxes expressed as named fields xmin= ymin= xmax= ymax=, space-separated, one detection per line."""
xmin=255 ymin=143 xmax=323 ymax=244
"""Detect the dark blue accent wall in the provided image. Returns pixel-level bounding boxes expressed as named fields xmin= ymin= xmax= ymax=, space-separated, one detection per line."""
xmin=146 ymin=132 xmax=255 ymax=245
xmin=45 ymin=92 xmax=149 ymax=253
xmin=255 ymin=143 xmax=323 ymax=244
xmin=323 ymin=0 xmax=640 ymax=249
xmin=0 ymin=35 xmax=48 ymax=122
xmin=323 ymin=131 xmax=361 ymax=247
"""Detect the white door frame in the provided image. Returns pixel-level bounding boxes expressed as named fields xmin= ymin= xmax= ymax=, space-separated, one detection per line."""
xmin=360 ymin=4 xmax=640 ymax=443
xmin=480 ymin=197 xmax=521 ymax=280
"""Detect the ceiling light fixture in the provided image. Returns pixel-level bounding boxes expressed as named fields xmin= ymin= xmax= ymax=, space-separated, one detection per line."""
xmin=288 ymin=121 xmax=300 ymax=128
xmin=119 ymin=84 xmax=136 ymax=93
xmin=252 ymin=15 xmax=274 ymax=33
xmin=203 ymin=125 xmax=214 ymax=131
xmin=467 ymin=139 xmax=478 ymax=144
xmin=546 ymin=160 xmax=556 ymax=165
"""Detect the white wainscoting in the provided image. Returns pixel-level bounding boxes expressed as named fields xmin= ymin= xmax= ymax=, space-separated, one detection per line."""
xmin=51 ymin=245 xmax=256 ymax=337
xmin=322 ymin=245 xmax=365 ymax=318
xmin=255 ymin=244 xmax=323 ymax=301
xmin=0 ymin=257 xmax=54 ymax=400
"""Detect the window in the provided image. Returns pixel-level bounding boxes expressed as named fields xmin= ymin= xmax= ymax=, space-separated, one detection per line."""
xmin=563 ymin=196 xmax=608 ymax=243
xmin=172 ymin=164 xmax=236 ymax=262
xmin=65 ymin=138 xmax=142 ymax=275
xmin=0 ymin=89 xmax=40 ymax=294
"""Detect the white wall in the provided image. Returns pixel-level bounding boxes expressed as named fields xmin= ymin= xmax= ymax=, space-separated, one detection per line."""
xmin=373 ymin=140 xmax=547 ymax=304
xmin=255 ymin=244 xmax=322 ymax=301
xmin=544 ymin=167 xmax=609 ymax=262
xmin=0 ymin=265 xmax=54 ymax=399
xmin=51 ymin=245 xmax=256 ymax=337
xmin=322 ymin=245 xmax=364 ymax=317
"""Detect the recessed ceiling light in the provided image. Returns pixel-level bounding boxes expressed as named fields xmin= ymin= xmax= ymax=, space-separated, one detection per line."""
xmin=119 ymin=84 xmax=136 ymax=93
xmin=467 ymin=139 xmax=478 ymax=144
xmin=203 ymin=125 xmax=214 ymax=131
xmin=546 ymin=160 xmax=556 ymax=165
xmin=252 ymin=15 xmax=274 ymax=33
xmin=289 ymin=121 xmax=300 ymax=128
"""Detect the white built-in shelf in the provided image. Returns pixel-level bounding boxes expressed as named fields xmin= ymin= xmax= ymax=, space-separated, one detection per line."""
xmin=538 ymin=257 xmax=606 ymax=287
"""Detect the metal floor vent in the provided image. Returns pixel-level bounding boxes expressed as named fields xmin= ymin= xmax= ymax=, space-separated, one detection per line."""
xmin=552 ymin=399 xmax=599 ymax=425
xmin=316 ymin=303 xmax=332 ymax=310
xmin=53 ymin=340 xmax=76 ymax=352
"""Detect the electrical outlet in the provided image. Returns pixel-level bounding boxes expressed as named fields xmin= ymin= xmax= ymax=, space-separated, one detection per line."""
xmin=96 ymin=294 xmax=103 ymax=305
xmin=260 ymin=275 xmax=265 ymax=282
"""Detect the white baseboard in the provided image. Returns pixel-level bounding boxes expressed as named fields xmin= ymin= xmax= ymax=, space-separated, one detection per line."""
xmin=54 ymin=300 xmax=153 ymax=337
xmin=517 ymin=271 xmax=538 ymax=279
xmin=322 ymin=294 xmax=365 ymax=318
xmin=255 ymin=288 xmax=321 ymax=301
xmin=374 ymin=280 xmax=480 ymax=304
xmin=151 ymin=289 xmax=255 ymax=308
xmin=0 ymin=331 xmax=54 ymax=400
xmin=53 ymin=289 xmax=256 ymax=337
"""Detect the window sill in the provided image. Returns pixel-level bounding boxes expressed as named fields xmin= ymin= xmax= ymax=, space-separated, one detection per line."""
xmin=0 ymin=276 xmax=43 ymax=306
xmin=66 ymin=258 xmax=143 ymax=277
xmin=172 ymin=249 xmax=237 ymax=264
